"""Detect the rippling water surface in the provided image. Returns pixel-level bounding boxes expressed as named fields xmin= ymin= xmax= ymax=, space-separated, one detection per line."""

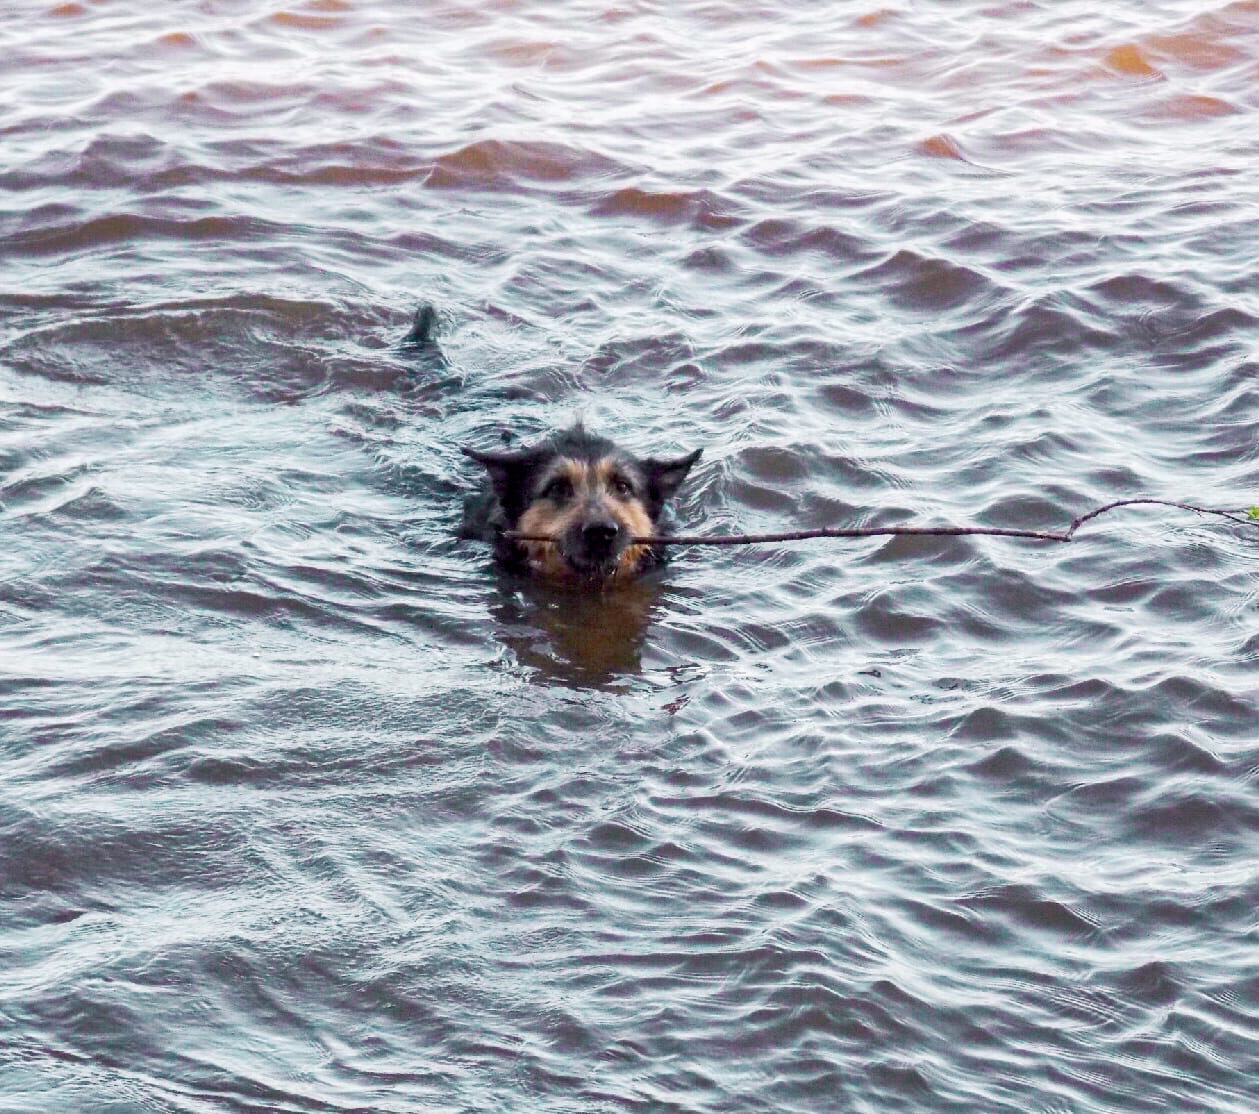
xmin=3 ymin=1 xmax=1258 ymax=1110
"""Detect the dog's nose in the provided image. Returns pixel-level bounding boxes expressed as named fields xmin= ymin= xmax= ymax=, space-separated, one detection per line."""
xmin=582 ymin=520 xmax=619 ymax=551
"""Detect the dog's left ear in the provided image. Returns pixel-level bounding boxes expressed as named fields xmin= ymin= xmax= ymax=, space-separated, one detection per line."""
xmin=642 ymin=448 xmax=702 ymax=504
xmin=461 ymin=445 xmax=541 ymax=516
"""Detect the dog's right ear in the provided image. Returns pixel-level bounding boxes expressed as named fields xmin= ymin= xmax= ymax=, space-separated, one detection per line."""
xmin=642 ymin=448 xmax=703 ymax=502
xmin=461 ymin=445 xmax=540 ymax=513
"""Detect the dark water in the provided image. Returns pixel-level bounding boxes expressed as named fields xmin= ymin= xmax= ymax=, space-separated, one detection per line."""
xmin=3 ymin=1 xmax=1258 ymax=1110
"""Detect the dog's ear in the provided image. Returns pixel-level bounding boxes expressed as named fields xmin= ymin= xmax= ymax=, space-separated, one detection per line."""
xmin=461 ymin=445 xmax=542 ymax=514
xmin=642 ymin=448 xmax=702 ymax=505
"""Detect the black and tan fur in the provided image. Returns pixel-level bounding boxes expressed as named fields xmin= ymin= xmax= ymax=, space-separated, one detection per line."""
xmin=460 ymin=425 xmax=701 ymax=587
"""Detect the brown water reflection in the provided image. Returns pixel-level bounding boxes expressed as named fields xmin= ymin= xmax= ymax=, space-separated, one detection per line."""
xmin=488 ymin=577 xmax=662 ymax=687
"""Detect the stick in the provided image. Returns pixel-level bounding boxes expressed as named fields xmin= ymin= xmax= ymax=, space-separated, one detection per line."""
xmin=506 ymin=499 xmax=1259 ymax=547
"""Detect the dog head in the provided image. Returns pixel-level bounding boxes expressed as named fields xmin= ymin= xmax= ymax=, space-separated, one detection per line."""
xmin=463 ymin=426 xmax=701 ymax=584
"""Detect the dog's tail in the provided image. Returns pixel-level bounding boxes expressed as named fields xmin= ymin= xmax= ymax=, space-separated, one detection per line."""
xmin=401 ymin=303 xmax=438 ymax=347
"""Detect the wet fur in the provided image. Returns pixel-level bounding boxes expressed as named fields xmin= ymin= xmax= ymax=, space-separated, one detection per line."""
xmin=460 ymin=426 xmax=701 ymax=587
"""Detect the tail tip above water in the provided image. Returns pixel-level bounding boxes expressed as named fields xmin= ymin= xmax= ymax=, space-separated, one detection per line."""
xmin=402 ymin=303 xmax=438 ymax=346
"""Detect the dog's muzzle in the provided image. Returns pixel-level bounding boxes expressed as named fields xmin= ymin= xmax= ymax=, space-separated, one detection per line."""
xmin=562 ymin=516 xmax=626 ymax=574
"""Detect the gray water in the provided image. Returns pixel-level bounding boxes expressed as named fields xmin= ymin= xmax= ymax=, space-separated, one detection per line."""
xmin=2 ymin=1 xmax=1258 ymax=1111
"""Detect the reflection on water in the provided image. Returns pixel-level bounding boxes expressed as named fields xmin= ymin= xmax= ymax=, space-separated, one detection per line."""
xmin=487 ymin=575 xmax=662 ymax=688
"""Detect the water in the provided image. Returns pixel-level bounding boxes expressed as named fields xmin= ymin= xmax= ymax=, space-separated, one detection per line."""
xmin=2 ymin=1 xmax=1258 ymax=1110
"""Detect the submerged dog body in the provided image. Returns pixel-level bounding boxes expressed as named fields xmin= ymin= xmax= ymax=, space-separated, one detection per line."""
xmin=461 ymin=426 xmax=701 ymax=586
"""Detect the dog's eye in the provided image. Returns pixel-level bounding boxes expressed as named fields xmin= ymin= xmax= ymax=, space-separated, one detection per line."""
xmin=609 ymin=475 xmax=634 ymax=498
xmin=542 ymin=477 xmax=573 ymax=502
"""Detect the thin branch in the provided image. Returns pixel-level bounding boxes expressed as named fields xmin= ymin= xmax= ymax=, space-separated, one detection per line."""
xmin=506 ymin=498 xmax=1259 ymax=547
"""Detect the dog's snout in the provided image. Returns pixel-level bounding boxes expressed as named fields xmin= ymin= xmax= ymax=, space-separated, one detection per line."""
xmin=582 ymin=519 xmax=619 ymax=550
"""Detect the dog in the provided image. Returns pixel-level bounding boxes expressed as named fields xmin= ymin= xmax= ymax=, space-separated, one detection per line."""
xmin=460 ymin=424 xmax=701 ymax=586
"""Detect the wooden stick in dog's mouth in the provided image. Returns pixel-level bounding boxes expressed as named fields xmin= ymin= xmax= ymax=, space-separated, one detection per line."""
xmin=506 ymin=500 xmax=1259 ymax=548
